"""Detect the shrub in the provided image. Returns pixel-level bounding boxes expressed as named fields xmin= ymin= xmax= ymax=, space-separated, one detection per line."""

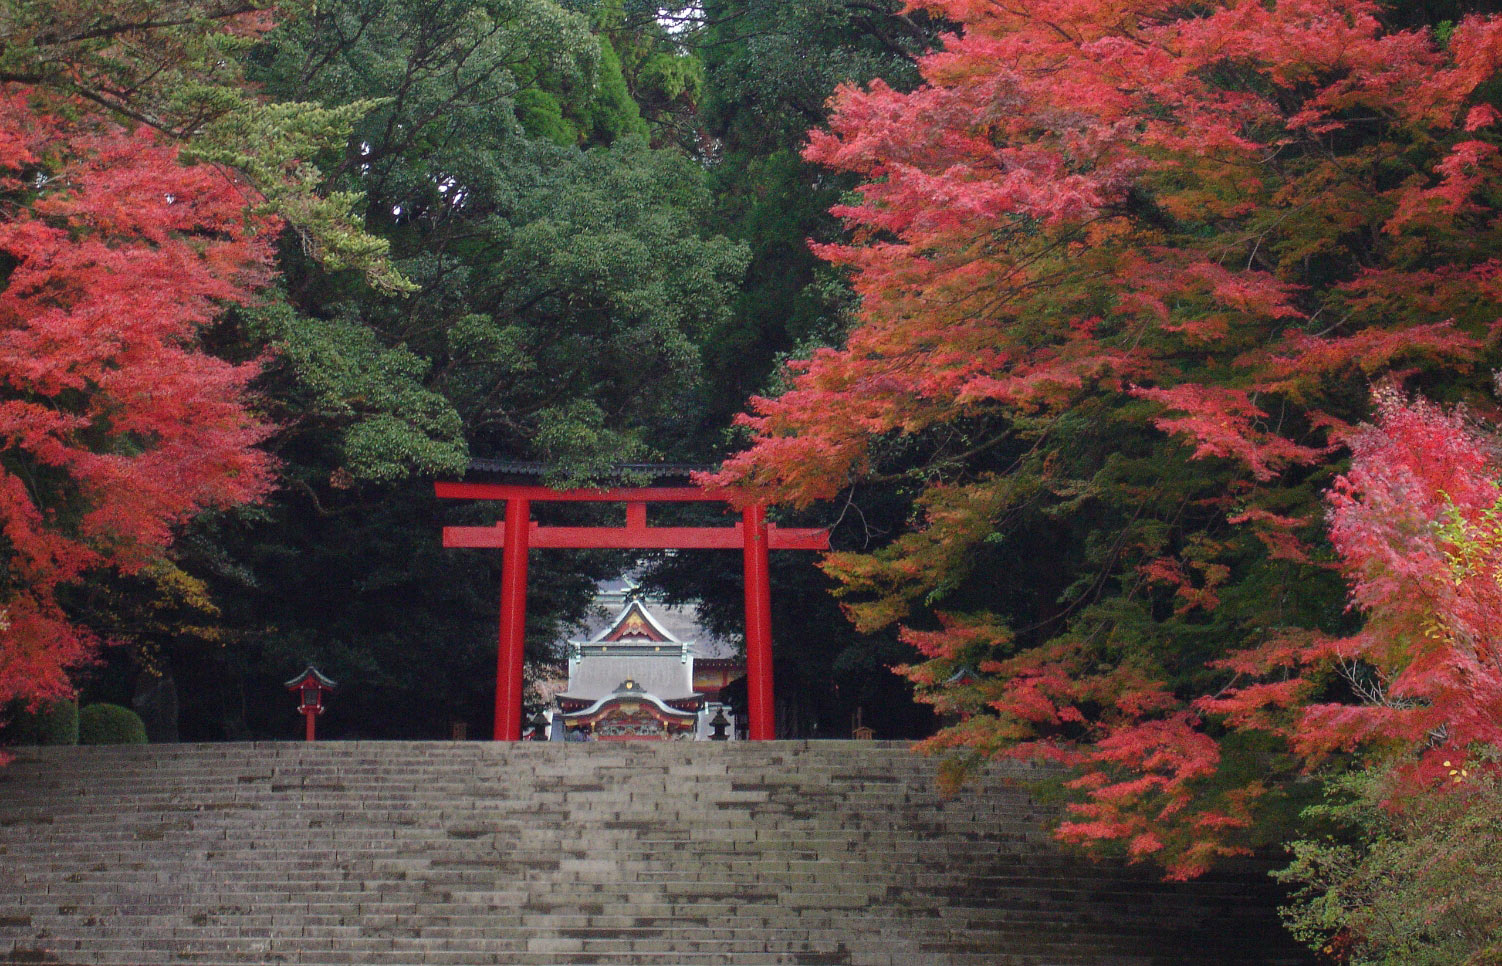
xmin=1277 ymin=751 xmax=1502 ymax=965
xmin=8 ymin=699 xmax=79 ymax=745
xmin=77 ymin=703 xmax=148 ymax=745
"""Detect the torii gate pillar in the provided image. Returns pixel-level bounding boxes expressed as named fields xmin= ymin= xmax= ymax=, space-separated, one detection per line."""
xmin=495 ymin=497 xmax=530 ymax=742
xmin=741 ymin=504 xmax=774 ymax=741
xmin=437 ymin=479 xmax=827 ymax=741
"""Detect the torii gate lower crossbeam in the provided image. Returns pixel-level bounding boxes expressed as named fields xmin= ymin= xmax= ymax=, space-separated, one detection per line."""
xmin=436 ymin=482 xmax=829 ymax=741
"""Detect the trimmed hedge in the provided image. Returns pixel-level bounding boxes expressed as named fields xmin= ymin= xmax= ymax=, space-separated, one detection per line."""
xmin=78 ymin=703 xmax=148 ymax=745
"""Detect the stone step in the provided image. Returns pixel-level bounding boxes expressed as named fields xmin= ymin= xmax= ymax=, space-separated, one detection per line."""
xmin=0 ymin=742 xmax=1312 ymax=966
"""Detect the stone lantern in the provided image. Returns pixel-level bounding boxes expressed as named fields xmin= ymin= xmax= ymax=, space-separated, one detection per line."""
xmin=709 ymin=708 xmax=731 ymax=741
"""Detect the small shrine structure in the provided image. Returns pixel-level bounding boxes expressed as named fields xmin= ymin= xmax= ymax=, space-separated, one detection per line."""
xmin=554 ymin=591 xmax=744 ymax=740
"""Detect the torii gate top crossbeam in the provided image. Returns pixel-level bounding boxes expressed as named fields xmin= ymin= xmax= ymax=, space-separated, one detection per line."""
xmin=435 ymin=482 xmax=829 ymax=552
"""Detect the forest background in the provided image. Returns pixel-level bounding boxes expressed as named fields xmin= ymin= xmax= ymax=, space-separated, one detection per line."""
xmin=3 ymin=0 xmax=1502 ymax=960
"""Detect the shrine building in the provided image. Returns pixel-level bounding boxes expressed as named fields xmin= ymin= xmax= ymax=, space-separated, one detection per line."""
xmin=553 ymin=585 xmax=744 ymax=740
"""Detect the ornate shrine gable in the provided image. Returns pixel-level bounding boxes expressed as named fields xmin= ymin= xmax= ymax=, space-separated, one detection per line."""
xmin=598 ymin=600 xmax=672 ymax=642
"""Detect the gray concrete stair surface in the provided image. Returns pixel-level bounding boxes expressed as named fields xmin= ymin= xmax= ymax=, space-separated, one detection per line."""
xmin=0 ymin=741 xmax=1312 ymax=965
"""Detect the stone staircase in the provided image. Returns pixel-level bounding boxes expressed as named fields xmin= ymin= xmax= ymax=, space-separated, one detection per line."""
xmin=0 ymin=741 xmax=1311 ymax=966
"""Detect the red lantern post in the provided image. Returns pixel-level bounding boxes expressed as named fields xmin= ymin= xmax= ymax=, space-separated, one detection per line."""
xmin=285 ymin=666 xmax=336 ymax=742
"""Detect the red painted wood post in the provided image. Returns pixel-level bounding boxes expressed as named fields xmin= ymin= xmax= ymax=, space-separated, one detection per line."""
xmin=742 ymin=504 xmax=775 ymax=740
xmin=496 ymin=497 xmax=530 ymax=740
xmin=304 ymin=709 xmax=316 ymax=742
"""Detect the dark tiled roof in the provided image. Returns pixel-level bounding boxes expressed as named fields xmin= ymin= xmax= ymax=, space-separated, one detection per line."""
xmin=558 ymin=653 xmax=698 ymax=702
xmin=464 ymin=460 xmax=714 ymax=482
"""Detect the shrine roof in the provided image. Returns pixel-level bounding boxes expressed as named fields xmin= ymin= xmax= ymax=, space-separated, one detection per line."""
xmin=558 ymin=653 xmax=699 ymax=703
xmin=571 ymin=582 xmax=738 ymax=659
xmin=556 ymin=683 xmax=700 ymax=720
xmin=578 ymin=599 xmax=681 ymax=645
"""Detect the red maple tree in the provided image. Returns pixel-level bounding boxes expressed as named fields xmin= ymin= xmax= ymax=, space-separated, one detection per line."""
xmin=0 ymin=89 xmax=277 ymax=719
xmin=711 ymin=0 xmax=1502 ymax=876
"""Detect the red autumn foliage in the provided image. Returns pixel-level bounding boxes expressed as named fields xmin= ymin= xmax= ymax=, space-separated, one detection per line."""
xmin=710 ymin=0 xmax=1502 ymax=877
xmin=0 ymin=88 xmax=277 ymax=718
xmin=717 ymin=0 xmax=1502 ymax=509
xmin=1205 ymin=389 xmax=1502 ymax=785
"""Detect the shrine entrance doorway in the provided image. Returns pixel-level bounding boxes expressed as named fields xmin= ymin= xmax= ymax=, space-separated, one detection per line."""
xmin=436 ymin=463 xmax=829 ymax=741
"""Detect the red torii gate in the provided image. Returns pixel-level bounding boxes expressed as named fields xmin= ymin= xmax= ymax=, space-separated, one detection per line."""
xmin=436 ymin=473 xmax=828 ymax=741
